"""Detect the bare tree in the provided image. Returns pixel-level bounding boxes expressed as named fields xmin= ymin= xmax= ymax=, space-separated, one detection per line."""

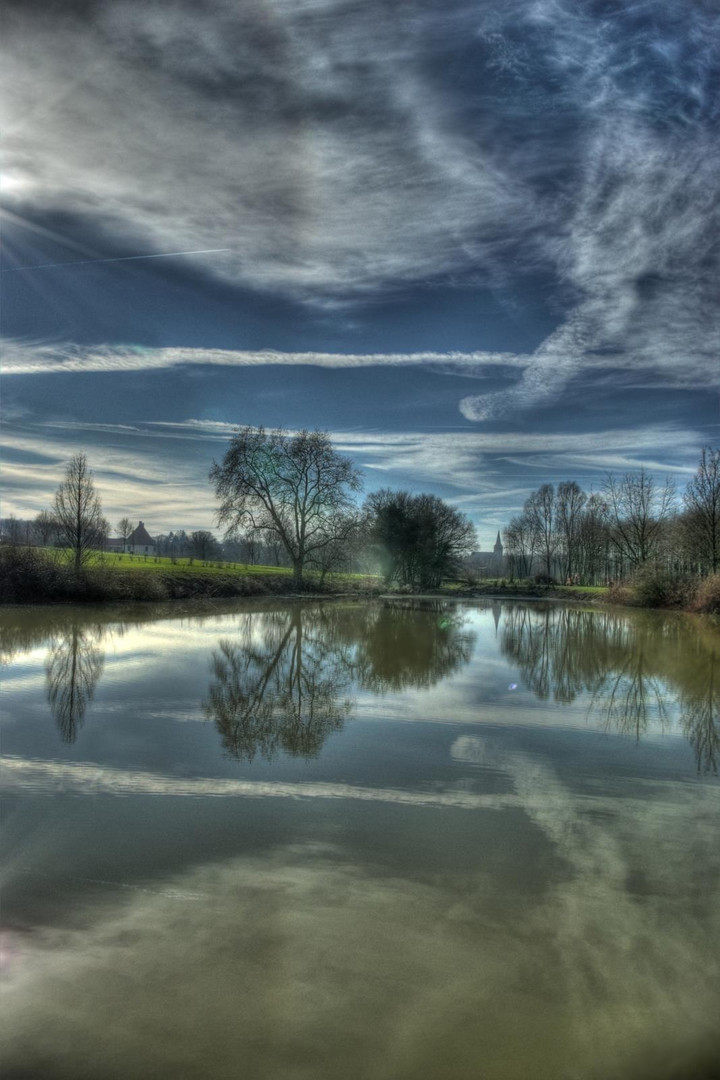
xmin=307 ymin=511 xmax=363 ymax=584
xmin=576 ymin=493 xmax=610 ymax=584
xmin=602 ymin=469 xmax=676 ymax=570
xmin=117 ymin=517 xmax=134 ymax=553
xmin=53 ymin=453 xmax=105 ymax=571
xmin=262 ymin=527 xmax=285 ymax=567
xmin=1 ymin=516 xmax=21 ymax=545
xmin=524 ymin=484 xmax=557 ymax=577
xmin=503 ymin=513 xmax=537 ymax=579
xmin=210 ymin=427 xmax=362 ymax=583
xmin=555 ymin=481 xmax=587 ymax=581
xmin=34 ymin=510 xmax=58 ymax=547
xmin=683 ymin=446 xmax=720 ymax=573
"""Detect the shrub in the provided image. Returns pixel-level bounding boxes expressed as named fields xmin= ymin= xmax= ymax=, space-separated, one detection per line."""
xmin=607 ymin=582 xmax=635 ymax=606
xmin=533 ymin=573 xmax=556 ymax=586
xmin=631 ymin=565 xmax=693 ymax=609
xmin=0 ymin=545 xmax=69 ymax=603
xmin=690 ymin=572 xmax=720 ymax=615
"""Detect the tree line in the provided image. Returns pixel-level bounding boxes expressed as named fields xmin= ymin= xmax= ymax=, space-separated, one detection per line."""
xmin=503 ymin=449 xmax=720 ymax=585
xmin=4 ymin=433 xmax=719 ymax=589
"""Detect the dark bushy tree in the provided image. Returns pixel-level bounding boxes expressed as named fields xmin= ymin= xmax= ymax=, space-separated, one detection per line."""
xmin=366 ymin=489 xmax=477 ymax=588
xmin=190 ymin=530 xmax=220 ymax=561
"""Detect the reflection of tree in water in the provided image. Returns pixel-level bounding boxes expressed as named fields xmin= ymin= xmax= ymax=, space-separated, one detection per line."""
xmin=500 ymin=605 xmax=626 ymax=704
xmin=591 ymin=649 xmax=669 ymax=742
xmin=45 ymin=625 xmax=106 ymax=743
xmin=354 ymin=601 xmax=476 ymax=693
xmin=204 ymin=606 xmax=354 ymax=761
xmin=205 ymin=601 xmax=477 ymax=761
xmin=679 ymin=650 xmax=720 ymax=775
xmin=500 ymin=603 xmax=720 ymax=773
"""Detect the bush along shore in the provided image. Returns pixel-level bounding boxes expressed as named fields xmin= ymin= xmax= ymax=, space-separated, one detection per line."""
xmin=0 ymin=547 xmax=382 ymax=605
xmin=436 ymin=570 xmax=720 ymax=615
xmin=1 ymin=547 xmax=719 ymax=616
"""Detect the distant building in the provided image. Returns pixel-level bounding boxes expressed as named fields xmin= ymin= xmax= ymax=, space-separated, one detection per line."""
xmin=106 ymin=520 xmax=156 ymax=555
xmin=127 ymin=521 xmax=155 ymax=556
xmin=467 ymin=532 xmax=506 ymax=577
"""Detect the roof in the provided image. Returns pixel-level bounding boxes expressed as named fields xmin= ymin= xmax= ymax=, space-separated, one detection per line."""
xmin=128 ymin=521 xmax=154 ymax=545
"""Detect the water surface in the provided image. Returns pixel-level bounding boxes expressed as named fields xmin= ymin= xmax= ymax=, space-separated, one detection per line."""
xmin=1 ymin=598 xmax=719 ymax=1079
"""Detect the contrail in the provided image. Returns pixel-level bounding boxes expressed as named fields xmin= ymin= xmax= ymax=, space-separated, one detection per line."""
xmin=0 ymin=248 xmax=231 ymax=273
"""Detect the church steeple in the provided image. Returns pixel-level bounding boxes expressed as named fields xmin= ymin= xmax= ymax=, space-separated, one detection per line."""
xmin=493 ymin=530 xmax=503 ymax=556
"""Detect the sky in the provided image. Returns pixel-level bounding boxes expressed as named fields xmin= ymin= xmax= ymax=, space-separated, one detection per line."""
xmin=1 ymin=0 xmax=719 ymax=543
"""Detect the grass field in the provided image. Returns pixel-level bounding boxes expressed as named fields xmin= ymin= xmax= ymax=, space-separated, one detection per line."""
xmin=48 ymin=549 xmax=376 ymax=584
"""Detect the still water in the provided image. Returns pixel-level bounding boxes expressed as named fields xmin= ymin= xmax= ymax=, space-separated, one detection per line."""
xmin=1 ymin=598 xmax=719 ymax=1080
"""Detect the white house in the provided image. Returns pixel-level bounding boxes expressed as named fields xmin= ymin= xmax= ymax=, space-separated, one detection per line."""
xmin=127 ymin=521 xmax=156 ymax=556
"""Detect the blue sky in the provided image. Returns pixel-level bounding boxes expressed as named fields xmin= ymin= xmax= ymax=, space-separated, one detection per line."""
xmin=1 ymin=0 xmax=719 ymax=543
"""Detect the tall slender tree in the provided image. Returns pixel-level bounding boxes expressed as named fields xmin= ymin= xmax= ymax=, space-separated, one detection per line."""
xmin=117 ymin=517 xmax=134 ymax=553
xmin=683 ymin=447 xmax=720 ymax=572
xmin=524 ymin=484 xmax=556 ymax=577
xmin=53 ymin=453 xmax=105 ymax=571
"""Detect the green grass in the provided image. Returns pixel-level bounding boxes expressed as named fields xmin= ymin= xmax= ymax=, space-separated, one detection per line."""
xmin=48 ymin=549 xmax=378 ymax=584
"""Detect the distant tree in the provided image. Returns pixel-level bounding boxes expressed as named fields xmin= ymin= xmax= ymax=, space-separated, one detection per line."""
xmin=173 ymin=530 xmax=190 ymax=558
xmin=2 ymin=515 xmax=24 ymax=546
xmin=34 ymin=510 xmax=58 ymax=547
xmin=602 ymin=469 xmax=676 ymax=569
xmin=53 ymin=454 xmax=105 ymax=571
xmin=241 ymin=530 xmax=258 ymax=565
xmin=683 ymin=447 xmax=720 ymax=572
xmin=98 ymin=517 xmax=111 ymax=552
xmin=555 ymin=481 xmax=587 ymax=580
xmin=524 ymin=484 xmax=557 ymax=577
xmin=117 ymin=517 xmax=134 ymax=553
xmin=576 ymin=493 xmax=610 ymax=584
xmin=210 ymin=427 xmax=362 ymax=583
xmin=503 ymin=513 xmax=537 ymax=578
xmin=307 ymin=511 xmax=363 ymax=584
xmin=190 ymin=530 xmax=220 ymax=561
xmin=366 ymin=489 xmax=476 ymax=588
xmin=262 ymin=527 xmax=285 ymax=567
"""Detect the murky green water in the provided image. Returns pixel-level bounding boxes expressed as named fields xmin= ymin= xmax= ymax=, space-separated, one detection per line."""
xmin=1 ymin=598 xmax=719 ymax=1080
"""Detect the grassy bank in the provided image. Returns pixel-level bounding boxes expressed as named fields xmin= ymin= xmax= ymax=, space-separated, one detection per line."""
xmin=0 ymin=547 xmax=381 ymax=605
xmin=2 ymin=548 xmax=718 ymax=616
xmin=438 ymin=580 xmax=608 ymax=602
xmin=438 ymin=574 xmax=720 ymax=616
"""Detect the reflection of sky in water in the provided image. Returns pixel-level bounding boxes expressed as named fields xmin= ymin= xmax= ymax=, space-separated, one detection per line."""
xmin=1 ymin=600 xmax=719 ymax=1079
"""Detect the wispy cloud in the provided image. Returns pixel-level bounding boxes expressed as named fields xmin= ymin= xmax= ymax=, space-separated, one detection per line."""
xmin=3 ymin=0 xmax=717 ymax=422
xmin=1 ymin=418 xmax=702 ymax=529
xmin=0 ymin=340 xmax=522 ymax=376
xmin=0 ymin=0 xmax=533 ymax=300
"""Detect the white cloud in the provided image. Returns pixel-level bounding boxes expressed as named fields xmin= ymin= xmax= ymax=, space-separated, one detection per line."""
xmin=0 ymin=0 xmax=533 ymax=301
xmin=1 ymin=0 xmax=718 ymax=424
xmin=0 ymin=339 xmax=522 ymax=376
xmin=1 ymin=419 xmax=702 ymax=527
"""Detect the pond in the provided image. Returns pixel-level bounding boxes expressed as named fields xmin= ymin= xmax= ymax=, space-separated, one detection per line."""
xmin=1 ymin=598 xmax=719 ymax=1080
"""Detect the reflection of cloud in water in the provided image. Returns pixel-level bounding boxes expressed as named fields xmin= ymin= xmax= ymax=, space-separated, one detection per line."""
xmin=452 ymin=734 xmax=720 ymax=1073
xmin=1 ymin=836 xmax=719 ymax=1080
xmin=0 ymin=756 xmax=517 ymax=811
